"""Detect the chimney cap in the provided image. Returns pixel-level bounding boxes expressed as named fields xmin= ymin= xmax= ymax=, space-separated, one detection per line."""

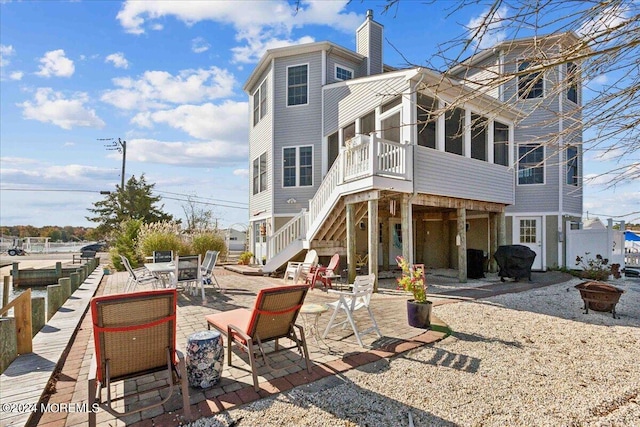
xmin=366 ymin=9 xmax=373 ymax=19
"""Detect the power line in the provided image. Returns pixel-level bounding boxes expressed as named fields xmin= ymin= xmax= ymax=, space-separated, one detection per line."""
xmin=153 ymin=190 xmax=248 ymax=207
xmin=159 ymin=195 xmax=247 ymax=210
xmin=1 ymin=188 xmax=106 ymax=193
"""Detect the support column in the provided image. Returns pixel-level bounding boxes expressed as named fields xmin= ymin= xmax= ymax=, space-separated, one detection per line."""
xmin=346 ymin=203 xmax=356 ymax=283
xmin=489 ymin=212 xmax=499 ymax=273
xmin=457 ymin=207 xmax=467 ymax=283
xmin=498 ymin=211 xmax=506 ymax=246
xmin=368 ymin=199 xmax=379 ymax=292
xmin=415 ymin=213 xmax=425 ymax=264
xmin=401 ymin=195 xmax=411 ymax=264
xmin=381 ymin=214 xmax=389 ymax=271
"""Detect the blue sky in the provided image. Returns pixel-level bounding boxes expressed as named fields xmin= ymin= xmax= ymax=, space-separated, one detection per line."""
xmin=1 ymin=0 xmax=637 ymax=229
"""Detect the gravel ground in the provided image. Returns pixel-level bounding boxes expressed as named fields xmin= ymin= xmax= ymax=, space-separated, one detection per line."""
xmin=189 ymin=276 xmax=640 ymax=427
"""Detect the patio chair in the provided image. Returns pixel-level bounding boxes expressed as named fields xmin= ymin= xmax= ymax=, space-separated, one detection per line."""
xmin=306 ymin=253 xmax=341 ymax=290
xmin=153 ymin=250 xmax=173 ymax=263
xmin=201 ymin=250 xmax=222 ymax=292
xmin=171 ymin=254 xmax=203 ymax=299
xmin=121 ymin=255 xmax=159 ymax=292
xmin=204 ymin=285 xmax=311 ymax=391
xmin=322 ymin=273 xmax=381 ymax=347
xmin=88 ymin=289 xmax=192 ymax=426
xmin=283 ymin=249 xmax=318 ymax=284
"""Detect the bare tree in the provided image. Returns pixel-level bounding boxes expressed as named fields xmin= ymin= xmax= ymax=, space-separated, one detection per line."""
xmin=182 ymin=196 xmax=218 ymax=233
xmin=382 ymin=0 xmax=639 ymax=187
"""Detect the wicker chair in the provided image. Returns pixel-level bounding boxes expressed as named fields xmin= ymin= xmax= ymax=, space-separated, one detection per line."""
xmin=88 ymin=289 xmax=192 ymax=425
xmin=205 ymin=285 xmax=311 ymax=391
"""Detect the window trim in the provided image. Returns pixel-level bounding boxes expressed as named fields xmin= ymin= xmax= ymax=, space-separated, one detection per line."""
xmin=517 ymin=143 xmax=545 ymax=186
xmin=517 ymin=60 xmax=545 ymax=100
xmin=282 ymin=145 xmax=314 ymax=188
xmin=252 ymin=77 xmax=268 ymax=126
xmin=334 ymin=64 xmax=354 ymax=81
xmin=252 ymin=152 xmax=268 ymax=195
xmin=286 ymin=63 xmax=309 ymax=107
xmin=566 ymin=62 xmax=578 ymax=104
xmin=566 ymin=145 xmax=579 ymax=186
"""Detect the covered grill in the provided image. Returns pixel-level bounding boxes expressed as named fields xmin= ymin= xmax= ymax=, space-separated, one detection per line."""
xmin=494 ymin=245 xmax=536 ymax=282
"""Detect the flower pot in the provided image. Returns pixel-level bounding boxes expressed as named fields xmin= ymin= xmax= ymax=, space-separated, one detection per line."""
xmin=406 ymin=300 xmax=432 ymax=329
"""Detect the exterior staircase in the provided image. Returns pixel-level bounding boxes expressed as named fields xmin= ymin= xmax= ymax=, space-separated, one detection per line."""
xmin=263 ymin=134 xmax=411 ymax=273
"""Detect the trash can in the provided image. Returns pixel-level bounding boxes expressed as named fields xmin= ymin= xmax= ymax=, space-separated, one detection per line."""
xmin=186 ymin=330 xmax=224 ymax=389
xmin=467 ymin=249 xmax=485 ymax=279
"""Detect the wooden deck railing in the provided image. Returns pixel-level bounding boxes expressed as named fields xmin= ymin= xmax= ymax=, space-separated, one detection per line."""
xmin=0 ymin=288 xmax=33 ymax=354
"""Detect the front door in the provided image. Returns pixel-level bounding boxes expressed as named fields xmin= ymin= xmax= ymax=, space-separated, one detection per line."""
xmin=516 ymin=217 xmax=543 ymax=270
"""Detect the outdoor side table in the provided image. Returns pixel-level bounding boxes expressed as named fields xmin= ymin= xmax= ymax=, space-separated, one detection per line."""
xmin=186 ymin=330 xmax=224 ymax=389
xmin=300 ymin=303 xmax=329 ymax=344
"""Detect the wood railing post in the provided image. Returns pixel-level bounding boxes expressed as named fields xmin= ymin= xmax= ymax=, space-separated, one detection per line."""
xmin=31 ymin=297 xmax=45 ymax=337
xmin=15 ymin=289 xmax=32 ymax=354
xmin=2 ymin=276 xmax=9 ymax=307
xmin=12 ymin=263 xmax=19 ymax=288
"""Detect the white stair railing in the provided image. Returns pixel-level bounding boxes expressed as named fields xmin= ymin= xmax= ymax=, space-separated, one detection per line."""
xmin=308 ymin=151 xmax=344 ymax=228
xmin=267 ymin=209 xmax=307 ymax=259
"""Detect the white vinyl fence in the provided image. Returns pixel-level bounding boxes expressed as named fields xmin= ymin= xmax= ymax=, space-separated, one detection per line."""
xmin=566 ymin=219 xmax=625 ymax=269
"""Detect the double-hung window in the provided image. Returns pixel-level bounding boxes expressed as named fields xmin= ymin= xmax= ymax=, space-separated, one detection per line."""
xmin=252 ymin=152 xmax=267 ymax=194
xmin=283 ymin=146 xmax=313 ymax=187
xmin=252 ymin=79 xmax=268 ymax=126
xmin=518 ymin=61 xmax=544 ymax=99
xmin=518 ymin=144 xmax=544 ymax=185
xmin=566 ymin=145 xmax=579 ymax=186
xmin=335 ymin=65 xmax=353 ymax=81
xmin=287 ymin=65 xmax=308 ymax=106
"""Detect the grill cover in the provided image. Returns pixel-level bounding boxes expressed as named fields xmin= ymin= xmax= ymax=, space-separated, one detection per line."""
xmin=494 ymin=245 xmax=536 ymax=281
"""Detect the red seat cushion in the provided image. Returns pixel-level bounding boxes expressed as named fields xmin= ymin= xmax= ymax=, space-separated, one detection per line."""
xmin=205 ymin=308 xmax=252 ymax=344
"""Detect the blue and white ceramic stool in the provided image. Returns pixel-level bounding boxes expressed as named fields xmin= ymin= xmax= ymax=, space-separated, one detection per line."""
xmin=186 ymin=330 xmax=224 ymax=389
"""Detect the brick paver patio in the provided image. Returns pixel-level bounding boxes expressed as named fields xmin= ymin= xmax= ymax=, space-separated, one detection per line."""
xmin=31 ymin=267 xmax=451 ymax=426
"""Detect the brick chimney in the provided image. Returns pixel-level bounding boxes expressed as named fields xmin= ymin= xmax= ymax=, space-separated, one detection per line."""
xmin=356 ymin=9 xmax=384 ymax=75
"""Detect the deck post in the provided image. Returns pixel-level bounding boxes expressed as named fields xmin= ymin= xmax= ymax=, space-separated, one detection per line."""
xmin=368 ymin=199 xmax=379 ymax=291
xmin=489 ymin=212 xmax=499 ymax=273
xmin=498 ymin=211 xmax=506 ymax=246
xmin=457 ymin=207 xmax=467 ymax=283
xmin=401 ymin=194 xmax=411 ymax=264
xmin=346 ymin=203 xmax=356 ymax=283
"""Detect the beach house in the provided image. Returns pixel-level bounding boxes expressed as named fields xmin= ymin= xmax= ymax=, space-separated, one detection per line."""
xmin=244 ymin=11 xmax=583 ymax=281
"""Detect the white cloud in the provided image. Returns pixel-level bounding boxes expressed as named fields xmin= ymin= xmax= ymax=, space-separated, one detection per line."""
xmin=231 ymin=31 xmax=315 ymax=63
xmin=191 ymin=37 xmax=210 ymax=53
xmin=105 ymin=52 xmax=129 ymax=69
xmin=578 ymin=5 xmax=630 ymax=40
xmin=9 ymin=71 xmax=23 ymax=80
xmin=0 ymin=157 xmax=115 ymax=186
xmin=19 ymin=87 xmax=105 ymax=130
xmin=124 ymin=137 xmax=248 ymax=166
xmin=131 ymin=100 xmax=248 ymax=140
xmin=0 ymin=44 xmax=15 ymax=67
xmin=116 ymin=0 xmax=362 ymax=62
xmin=35 ymin=49 xmax=75 ymax=77
xmin=466 ymin=6 xmax=509 ymax=49
xmin=233 ymin=168 xmax=249 ymax=177
xmin=101 ymin=67 xmax=237 ymax=110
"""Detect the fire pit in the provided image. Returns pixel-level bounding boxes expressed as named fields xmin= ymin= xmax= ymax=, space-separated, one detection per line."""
xmin=575 ymin=281 xmax=624 ymax=319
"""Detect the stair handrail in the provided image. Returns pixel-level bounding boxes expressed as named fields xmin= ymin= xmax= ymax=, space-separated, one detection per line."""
xmin=267 ymin=209 xmax=308 ymax=258
xmin=308 ymin=149 xmax=345 ymax=229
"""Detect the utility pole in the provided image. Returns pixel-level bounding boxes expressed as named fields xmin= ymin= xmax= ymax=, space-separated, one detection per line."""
xmin=99 ymin=138 xmax=127 ymax=189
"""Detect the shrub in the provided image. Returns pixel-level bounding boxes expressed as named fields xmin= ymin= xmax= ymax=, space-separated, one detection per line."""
xmin=137 ymin=221 xmax=183 ymax=258
xmin=110 ymin=219 xmax=143 ymax=271
xmin=575 ymin=253 xmax=610 ymax=281
xmin=191 ymin=232 xmax=227 ymax=260
xmin=238 ymin=251 xmax=253 ymax=265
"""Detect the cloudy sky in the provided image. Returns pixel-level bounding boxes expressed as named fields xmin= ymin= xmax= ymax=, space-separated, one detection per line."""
xmin=1 ymin=0 xmax=637 ymax=229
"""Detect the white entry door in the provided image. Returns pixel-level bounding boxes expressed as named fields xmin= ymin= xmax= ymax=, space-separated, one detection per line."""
xmin=516 ymin=217 xmax=543 ymax=270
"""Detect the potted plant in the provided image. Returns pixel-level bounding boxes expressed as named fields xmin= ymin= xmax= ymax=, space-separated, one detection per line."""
xmin=238 ymin=251 xmax=253 ymax=265
xmin=396 ymin=255 xmax=432 ymax=328
xmin=261 ymin=256 xmax=267 ymax=265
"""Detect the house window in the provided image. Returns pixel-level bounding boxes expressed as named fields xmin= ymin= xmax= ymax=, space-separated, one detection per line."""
xmin=566 ymin=62 xmax=578 ymax=104
xmin=518 ymin=144 xmax=544 ymax=184
xmin=417 ymin=94 xmax=437 ymax=149
xmin=252 ymin=79 xmax=268 ymax=126
xmin=287 ymin=64 xmax=308 ymax=106
xmin=518 ymin=61 xmax=544 ymax=99
xmin=283 ymin=146 xmax=313 ymax=187
xmin=470 ymin=114 xmax=487 ymax=161
xmin=445 ymin=107 xmax=464 ymax=155
xmin=566 ymin=145 xmax=579 ymax=186
xmin=335 ymin=65 xmax=353 ymax=81
xmin=342 ymin=122 xmax=356 ymax=144
xmin=252 ymin=152 xmax=267 ymax=194
xmin=493 ymin=121 xmax=509 ymax=166
xmin=381 ymin=112 xmax=401 ymax=143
